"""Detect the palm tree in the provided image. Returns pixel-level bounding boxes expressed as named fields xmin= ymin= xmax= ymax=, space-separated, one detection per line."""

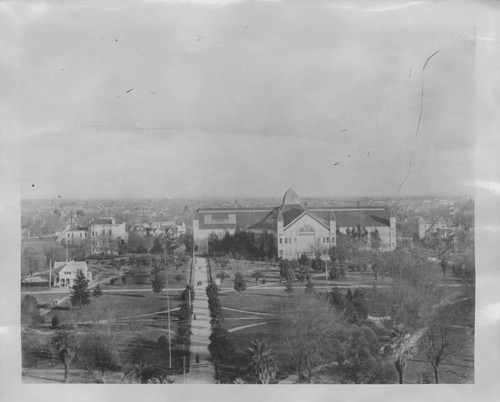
xmin=123 ymin=364 xmax=174 ymax=384
xmin=382 ymin=325 xmax=418 ymax=384
xmin=247 ymin=340 xmax=279 ymax=384
xmin=52 ymin=329 xmax=78 ymax=383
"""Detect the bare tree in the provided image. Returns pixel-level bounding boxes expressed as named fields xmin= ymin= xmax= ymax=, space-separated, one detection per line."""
xmin=309 ymin=238 xmax=328 ymax=262
xmin=279 ymin=294 xmax=340 ymax=383
xmin=420 ymin=306 xmax=461 ymax=384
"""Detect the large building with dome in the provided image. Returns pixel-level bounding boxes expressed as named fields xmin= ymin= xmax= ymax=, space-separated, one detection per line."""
xmin=193 ymin=188 xmax=396 ymax=259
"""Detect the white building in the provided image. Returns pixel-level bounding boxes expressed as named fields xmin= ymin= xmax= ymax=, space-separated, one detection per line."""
xmin=53 ymin=261 xmax=92 ymax=287
xmin=56 ymin=227 xmax=89 ymax=243
xmin=194 ymin=188 xmax=396 ymax=258
xmin=89 ymin=217 xmax=127 ymax=254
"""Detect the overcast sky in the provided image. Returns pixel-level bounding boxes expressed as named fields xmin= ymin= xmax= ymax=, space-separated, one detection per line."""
xmin=16 ymin=0 xmax=476 ymax=199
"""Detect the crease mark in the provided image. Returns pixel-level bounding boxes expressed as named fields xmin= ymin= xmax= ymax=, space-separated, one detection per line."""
xmin=398 ymin=50 xmax=440 ymax=193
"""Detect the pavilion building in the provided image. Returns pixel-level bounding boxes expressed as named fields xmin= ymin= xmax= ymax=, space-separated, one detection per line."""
xmin=193 ymin=188 xmax=396 ymax=259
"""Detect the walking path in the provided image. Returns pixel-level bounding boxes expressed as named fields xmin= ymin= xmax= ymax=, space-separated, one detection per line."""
xmin=184 ymin=257 xmax=216 ymax=384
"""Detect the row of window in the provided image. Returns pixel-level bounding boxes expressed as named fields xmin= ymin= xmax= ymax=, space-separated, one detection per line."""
xmin=91 ymin=229 xmax=113 ymax=236
xmin=67 ymin=232 xmax=87 ymax=238
xmin=279 ymin=237 xmax=334 ymax=244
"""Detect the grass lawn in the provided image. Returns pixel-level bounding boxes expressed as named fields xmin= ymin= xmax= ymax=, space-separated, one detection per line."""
xmin=218 ymin=320 xmax=296 ymax=383
xmin=22 ymin=321 xmax=190 ymax=381
xmin=42 ymin=290 xmax=184 ymax=325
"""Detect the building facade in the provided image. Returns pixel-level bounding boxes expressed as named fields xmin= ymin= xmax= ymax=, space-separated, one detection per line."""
xmin=89 ymin=217 xmax=127 ymax=254
xmin=194 ymin=188 xmax=396 ymax=259
xmin=52 ymin=261 xmax=92 ymax=287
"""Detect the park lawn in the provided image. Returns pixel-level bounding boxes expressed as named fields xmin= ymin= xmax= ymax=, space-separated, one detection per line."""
xmin=218 ymin=320 xmax=296 ymax=383
xmin=405 ymin=325 xmax=474 ymax=384
xmin=219 ymin=287 xmax=291 ymax=315
xmin=22 ymin=321 xmax=189 ymax=380
xmin=43 ymin=290 xmax=184 ymax=325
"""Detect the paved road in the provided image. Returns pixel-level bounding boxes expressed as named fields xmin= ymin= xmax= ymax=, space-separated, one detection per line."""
xmin=184 ymin=257 xmax=216 ymax=384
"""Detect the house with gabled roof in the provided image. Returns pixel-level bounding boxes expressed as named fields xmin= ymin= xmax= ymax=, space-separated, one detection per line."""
xmin=52 ymin=261 xmax=92 ymax=287
xmin=194 ymin=188 xmax=396 ymax=259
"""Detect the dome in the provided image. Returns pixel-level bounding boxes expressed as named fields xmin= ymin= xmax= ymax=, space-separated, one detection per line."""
xmin=282 ymin=188 xmax=303 ymax=206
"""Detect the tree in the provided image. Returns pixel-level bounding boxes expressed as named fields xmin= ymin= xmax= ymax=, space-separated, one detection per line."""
xmin=284 ymin=279 xmax=294 ymax=295
xmin=208 ymin=325 xmax=234 ymax=377
xmin=279 ymin=294 xmax=340 ymax=383
xmin=174 ymin=273 xmax=185 ymax=285
xmin=353 ymin=288 xmax=368 ymax=319
xmin=182 ymin=231 xmax=195 ymax=254
xmin=70 ymin=270 xmax=91 ymax=309
xmin=92 ymin=284 xmax=103 ymax=298
xmin=181 ymin=285 xmax=195 ymax=303
xmin=251 ymin=271 xmax=264 ymax=285
xmin=304 ymin=277 xmax=315 ymax=294
xmin=176 ymin=321 xmax=192 ymax=348
xmin=439 ymin=256 xmax=448 ymax=278
xmin=206 ymin=282 xmax=219 ymax=299
xmin=43 ymin=243 xmax=66 ymax=267
xmin=124 ymin=363 xmax=173 ymax=384
xmin=158 ymin=335 xmax=168 ymax=351
xmin=127 ymin=231 xmax=146 ymax=253
xmin=216 ymin=271 xmax=231 ymax=285
xmin=420 ymin=306 xmax=461 ymax=384
xmin=279 ymin=259 xmax=295 ymax=281
xmin=151 ymin=272 xmax=165 ymax=294
xmin=382 ymin=325 xmax=419 ymax=384
xmin=80 ymin=333 xmax=120 ymax=382
xmin=334 ymin=325 xmax=395 ymax=384
xmin=310 ymin=238 xmax=328 ymax=263
xmin=92 ymin=235 xmax=112 ymax=259
xmin=144 ymin=234 xmax=155 ymax=256
xmin=208 ymin=233 xmax=220 ymax=255
xmin=21 ymin=245 xmax=45 ymax=275
xmin=234 ymin=272 xmax=247 ymax=293
xmin=52 ymin=329 xmax=78 ymax=382
xmin=298 ymin=253 xmax=309 ymax=266
xmin=21 ymin=295 xmax=43 ymax=327
xmin=51 ymin=315 xmax=60 ymax=329
xmin=247 ymin=340 xmax=279 ymax=384
xmin=370 ymin=229 xmax=382 ymax=251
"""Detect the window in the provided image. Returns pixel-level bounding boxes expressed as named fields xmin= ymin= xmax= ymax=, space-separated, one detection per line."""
xmin=284 ymin=238 xmax=287 ymax=244
xmin=279 ymin=238 xmax=282 ymax=244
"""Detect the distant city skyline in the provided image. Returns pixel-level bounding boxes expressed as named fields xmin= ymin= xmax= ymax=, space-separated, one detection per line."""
xmin=18 ymin=1 xmax=475 ymax=200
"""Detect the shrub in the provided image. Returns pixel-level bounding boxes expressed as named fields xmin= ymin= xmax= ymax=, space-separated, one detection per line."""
xmin=51 ymin=315 xmax=60 ymax=329
xmin=21 ymin=295 xmax=44 ymax=327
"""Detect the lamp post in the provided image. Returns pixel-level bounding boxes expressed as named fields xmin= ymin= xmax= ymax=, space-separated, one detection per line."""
xmin=164 ymin=247 xmax=172 ymax=369
xmin=325 ymin=252 xmax=328 ymax=281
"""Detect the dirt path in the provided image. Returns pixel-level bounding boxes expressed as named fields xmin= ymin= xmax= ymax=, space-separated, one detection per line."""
xmin=184 ymin=257 xmax=216 ymax=384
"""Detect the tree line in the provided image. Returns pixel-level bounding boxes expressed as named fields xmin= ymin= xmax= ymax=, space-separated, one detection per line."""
xmin=208 ymin=230 xmax=277 ymax=261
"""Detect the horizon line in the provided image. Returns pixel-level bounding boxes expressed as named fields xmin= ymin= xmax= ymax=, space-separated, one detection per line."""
xmin=21 ymin=193 xmax=474 ymax=201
